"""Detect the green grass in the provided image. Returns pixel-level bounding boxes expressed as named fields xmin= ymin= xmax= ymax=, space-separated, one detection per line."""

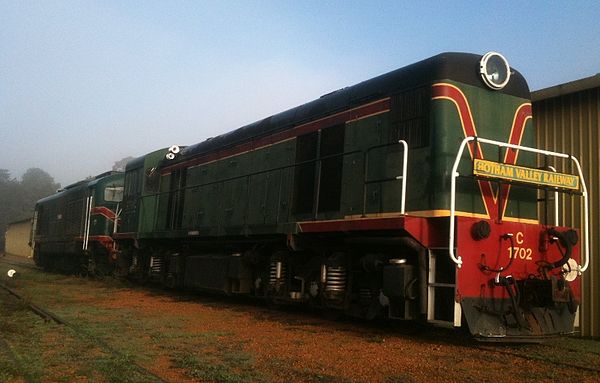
xmin=174 ymin=351 xmax=265 ymax=383
xmin=263 ymin=358 xmax=353 ymax=383
xmin=171 ymin=330 xmax=266 ymax=383
xmin=0 ymin=272 xmax=164 ymax=383
xmin=2 ymin=266 xmax=269 ymax=382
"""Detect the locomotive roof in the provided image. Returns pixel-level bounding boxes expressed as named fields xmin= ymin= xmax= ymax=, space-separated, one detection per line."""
xmin=60 ymin=171 xmax=121 ymax=190
xmin=170 ymin=52 xmax=529 ymax=165
xmin=125 ymin=147 xmax=173 ymax=172
xmin=124 ymin=155 xmax=146 ymax=171
xmin=36 ymin=171 xmax=122 ymax=205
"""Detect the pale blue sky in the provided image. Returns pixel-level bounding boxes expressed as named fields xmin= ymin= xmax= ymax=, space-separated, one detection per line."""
xmin=1 ymin=1 xmax=599 ymax=186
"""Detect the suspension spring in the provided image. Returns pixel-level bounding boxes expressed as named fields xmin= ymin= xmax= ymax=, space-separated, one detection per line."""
xmin=325 ymin=266 xmax=347 ymax=293
xmin=129 ymin=254 xmax=138 ymax=273
xmin=269 ymin=261 xmax=285 ymax=286
xmin=149 ymin=256 xmax=163 ymax=276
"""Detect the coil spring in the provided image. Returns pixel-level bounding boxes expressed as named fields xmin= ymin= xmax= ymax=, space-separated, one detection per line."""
xmin=325 ymin=266 xmax=347 ymax=293
xmin=150 ymin=256 xmax=163 ymax=275
xmin=129 ymin=254 xmax=138 ymax=273
xmin=269 ymin=261 xmax=285 ymax=285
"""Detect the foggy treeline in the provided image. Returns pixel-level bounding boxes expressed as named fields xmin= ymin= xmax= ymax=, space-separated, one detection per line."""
xmin=0 ymin=168 xmax=60 ymax=249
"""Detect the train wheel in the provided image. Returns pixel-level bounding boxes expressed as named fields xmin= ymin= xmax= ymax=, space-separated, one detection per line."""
xmin=79 ymin=250 xmax=92 ymax=277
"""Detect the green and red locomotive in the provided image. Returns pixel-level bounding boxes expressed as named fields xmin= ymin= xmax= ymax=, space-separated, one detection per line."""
xmin=34 ymin=52 xmax=590 ymax=341
xmin=32 ymin=171 xmax=124 ymax=274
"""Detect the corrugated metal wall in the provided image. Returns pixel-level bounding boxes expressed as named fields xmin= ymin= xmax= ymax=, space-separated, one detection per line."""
xmin=533 ymin=83 xmax=599 ymax=337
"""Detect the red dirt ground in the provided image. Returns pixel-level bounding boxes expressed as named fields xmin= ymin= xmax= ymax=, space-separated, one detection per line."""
xmin=91 ymin=288 xmax=600 ymax=383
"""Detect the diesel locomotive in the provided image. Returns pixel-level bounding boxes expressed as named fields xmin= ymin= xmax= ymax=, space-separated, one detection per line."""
xmin=32 ymin=171 xmax=124 ymax=274
xmin=33 ymin=52 xmax=590 ymax=341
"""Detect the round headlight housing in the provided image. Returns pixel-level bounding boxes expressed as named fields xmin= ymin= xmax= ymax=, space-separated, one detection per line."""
xmin=479 ymin=52 xmax=511 ymax=90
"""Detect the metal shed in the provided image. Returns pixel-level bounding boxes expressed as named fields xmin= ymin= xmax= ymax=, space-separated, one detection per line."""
xmin=532 ymin=74 xmax=600 ymax=337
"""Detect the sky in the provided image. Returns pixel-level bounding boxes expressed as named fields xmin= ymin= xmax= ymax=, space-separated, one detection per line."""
xmin=1 ymin=0 xmax=599 ymax=187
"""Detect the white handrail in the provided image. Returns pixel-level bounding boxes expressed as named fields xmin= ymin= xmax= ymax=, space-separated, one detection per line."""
xmin=546 ymin=166 xmax=560 ymax=227
xmin=571 ymin=156 xmax=590 ymax=272
xmin=113 ymin=203 xmax=121 ymax=234
xmin=399 ymin=140 xmax=408 ymax=215
xmin=82 ymin=196 xmax=90 ymax=250
xmin=83 ymin=195 xmax=94 ymax=251
xmin=449 ymin=136 xmax=589 ymax=272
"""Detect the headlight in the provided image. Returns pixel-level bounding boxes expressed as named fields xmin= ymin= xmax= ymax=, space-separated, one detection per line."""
xmin=479 ymin=52 xmax=511 ymax=90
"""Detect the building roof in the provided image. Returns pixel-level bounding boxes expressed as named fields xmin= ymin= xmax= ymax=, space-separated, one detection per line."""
xmin=532 ymin=73 xmax=600 ymax=102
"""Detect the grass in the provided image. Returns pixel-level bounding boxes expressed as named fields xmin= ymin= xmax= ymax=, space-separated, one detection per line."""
xmin=263 ymin=360 xmax=353 ymax=383
xmin=1 ymin=265 xmax=272 ymax=382
xmin=0 ymin=269 xmax=165 ymax=383
xmin=174 ymin=351 xmax=266 ymax=383
xmin=172 ymin=330 xmax=267 ymax=383
xmin=3 ymin=261 xmax=599 ymax=383
xmin=0 ymin=299 xmax=162 ymax=382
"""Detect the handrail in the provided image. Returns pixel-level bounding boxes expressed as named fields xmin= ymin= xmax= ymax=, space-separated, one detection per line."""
xmin=82 ymin=195 xmax=93 ymax=251
xmin=399 ymin=140 xmax=408 ymax=214
xmin=449 ymin=136 xmax=589 ymax=272
xmin=546 ymin=165 xmax=560 ymax=227
xmin=570 ymin=156 xmax=590 ymax=272
xmin=135 ymin=141 xmax=410 ymax=232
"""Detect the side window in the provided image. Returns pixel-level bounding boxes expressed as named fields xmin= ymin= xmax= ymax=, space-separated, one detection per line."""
xmin=318 ymin=124 xmax=345 ymax=212
xmin=293 ymin=124 xmax=346 ymax=215
xmin=104 ymin=185 xmax=124 ymax=202
xmin=390 ymin=86 xmax=429 ymax=148
xmin=166 ymin=169 xmax=187 ymax=229
xmin=124 ymin=168 xmax=142 ymax=197
xmin=293 ymin=132 xmax=318 ymax=214
xmin=144 ymin=167 xmax=160 ymax=193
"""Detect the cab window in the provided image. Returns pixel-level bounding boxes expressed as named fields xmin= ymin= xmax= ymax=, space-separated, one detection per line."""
xmin=104 ymin=186 xmax=124 ymax=202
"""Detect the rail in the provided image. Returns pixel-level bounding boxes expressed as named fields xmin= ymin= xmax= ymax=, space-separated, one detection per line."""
xmin=0 ymin=280 xmax=169 ymax=383
xmin=449 ymin=136 xmax=589 ymax=272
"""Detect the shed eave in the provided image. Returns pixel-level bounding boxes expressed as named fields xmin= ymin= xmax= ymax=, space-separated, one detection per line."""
xmin=532 ymin=74 xmax=600 ymax=101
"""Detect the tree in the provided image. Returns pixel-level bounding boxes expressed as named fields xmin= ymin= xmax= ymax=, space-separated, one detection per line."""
xmin=21 ymin=167 xmax=60 ymax=196
xmin=0 ymin=169 xmax=20 ymax=250
xmin=112 ymin=156 xmax=134 ymax=172
xmin=0 ymin=169 xmax=11 ymax=184
xmin=18 ymin=168 xmax=61 ymax=219
xmin=0 ymin=168 xmax=60 ymax=250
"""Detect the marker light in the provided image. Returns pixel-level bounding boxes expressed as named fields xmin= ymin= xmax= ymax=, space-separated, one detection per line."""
xmin=479 ymin=52 xmax=511 ymax=90
xmin=563 ymin=259 xmax=580 ymax=282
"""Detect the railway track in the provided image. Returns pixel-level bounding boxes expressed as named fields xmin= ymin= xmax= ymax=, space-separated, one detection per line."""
xmin=0 ymin=333 xmax=35 ymax=383
xmin=0 ymin=280 xmax=170 ymax=383
xmin=0 ymin=256 xmax=40 ymax=271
